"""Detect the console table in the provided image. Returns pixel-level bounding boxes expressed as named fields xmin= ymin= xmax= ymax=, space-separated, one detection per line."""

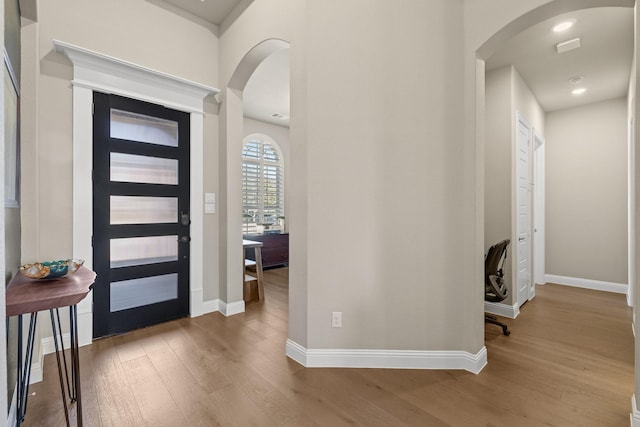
xmin=243 ymin=233 xmax=289 ymax=268
xmin=243 ymin=239 xmax=264 ymax=301
xmin=6 ymin=266 xmax=96 ymax=427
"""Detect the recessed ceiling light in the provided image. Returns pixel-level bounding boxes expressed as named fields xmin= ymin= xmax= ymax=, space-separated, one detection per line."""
xmin=571 ymin=88 xmax=587 ymax=96
xmin=568 ymin=76 xmax=584 ymax=85
xmin=553 ymin=21 xmax=574 ymax=33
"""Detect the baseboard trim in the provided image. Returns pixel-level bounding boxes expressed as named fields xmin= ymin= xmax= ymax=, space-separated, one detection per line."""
xmin=219 ymin=300 xmax=245 ymax=317
xmin=545 ymin=274 xmax=627 ymax=294
xmin=29 ymin=337 xmax=45 ymax=384
xmin=190 ymin=298 xmax=219 ymax=318
xmin=631 ymin=395 xmax=640 ymax=426
xmin=7 ymin=383 xmax=17 ymax=427
xmin=484 ymin=301 xmax=519 ymax=319
xmin=42 ymin=332 xmax=71 ymax=355
xmin=285 ymin=339 xmax=487 ymax=374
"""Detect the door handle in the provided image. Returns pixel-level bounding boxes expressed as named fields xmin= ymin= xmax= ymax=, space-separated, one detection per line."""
xmin=519 ymin=237 xmax=526 ymax=242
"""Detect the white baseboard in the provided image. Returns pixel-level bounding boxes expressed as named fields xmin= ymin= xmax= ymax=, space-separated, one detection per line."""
xmin=285 ymin=339 xmax=487 ymax=374
xmin=77 ymin=307 xmax=93 ymax=348
xmin=190 ymin=298 xmax=220 ymax=318
xmin=26 ymin=336 xmax=46 ymax=384
xmin=484 ymin=301 xmax=519 ymax=319
xmin=42 ymin=332 xmax=71 ymax=355
xmin=7 ymin=384 xmax=17 ymax=427
xmin=545 ymin=274 xmax=627 ymax=294
xmin=631 ymin=395 xmax=640 ymax=426
xmin=30 ymin=353 xmax=44 ymax=384
xmin=219 ymin=300 xmax=245 ymax=317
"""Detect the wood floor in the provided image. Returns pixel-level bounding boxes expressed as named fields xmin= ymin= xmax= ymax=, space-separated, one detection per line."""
xmin=20 ymin=270 xmax=634 ymax=426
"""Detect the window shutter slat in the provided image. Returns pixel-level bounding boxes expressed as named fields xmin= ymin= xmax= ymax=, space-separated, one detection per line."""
xmin=242 ymin=137 xmax=284 ymax=233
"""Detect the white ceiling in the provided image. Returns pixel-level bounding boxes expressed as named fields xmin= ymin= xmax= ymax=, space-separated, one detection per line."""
xmin=486 ymin=7 xmax=633 ymax=112
xmin=243 ymin=49 xmax=290 ymax=127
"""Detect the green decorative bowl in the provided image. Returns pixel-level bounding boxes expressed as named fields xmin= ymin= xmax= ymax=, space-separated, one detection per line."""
xmin=20 ymin=259 xmax=84 ymax=280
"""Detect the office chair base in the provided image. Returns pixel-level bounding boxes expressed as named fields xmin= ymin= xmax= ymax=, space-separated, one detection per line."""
xmin=485 ymin=314 xmax=510 ymax=336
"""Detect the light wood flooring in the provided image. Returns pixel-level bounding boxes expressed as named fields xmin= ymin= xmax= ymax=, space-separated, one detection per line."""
xmin=20 ymin=270 xmax=634 ymax=426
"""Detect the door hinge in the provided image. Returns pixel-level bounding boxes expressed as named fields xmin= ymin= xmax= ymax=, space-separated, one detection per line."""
xmin=91 ymin=235 xmax=94 ymax=247
xmin=92 ymin=102 xmax=94 ymax=115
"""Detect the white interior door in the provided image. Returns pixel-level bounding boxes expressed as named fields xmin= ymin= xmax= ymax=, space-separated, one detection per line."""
xmin=516 ymin=113 xmax=533 ymax=307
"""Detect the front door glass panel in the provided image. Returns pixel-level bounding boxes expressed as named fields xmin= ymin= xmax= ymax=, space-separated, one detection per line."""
xmin=110 ymin=235 xmax=178 ymax=268
xmin=110 ymin=109 xmax=179 ymax=147
xmin=110 ymin=196 xmax=178 ymax=225
xmin=110 ymin=152 xmax=178 ymax=185
xmin=110 ymin=273 xmax=178 ymax=312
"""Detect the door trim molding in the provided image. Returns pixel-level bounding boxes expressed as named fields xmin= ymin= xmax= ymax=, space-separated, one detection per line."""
xmin=53 ymin=40 xmax=218 ymax=113
xmin=55 ymin=40 xmax=219 ymax=346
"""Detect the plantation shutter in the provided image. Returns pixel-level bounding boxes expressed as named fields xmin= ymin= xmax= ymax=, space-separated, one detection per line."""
xmin=242 ymin=136 xmax=284 ymax=234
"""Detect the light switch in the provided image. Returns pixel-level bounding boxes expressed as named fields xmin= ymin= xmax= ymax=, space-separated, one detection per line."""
xmin=205 ymin=192 xmax=216 ymax=203
xmin=205 ymin=203 xmax=216 ymax=214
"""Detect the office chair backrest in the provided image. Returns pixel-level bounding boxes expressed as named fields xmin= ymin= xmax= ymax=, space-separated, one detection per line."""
xmin=485 ymin=239 xmax=510 ymax=302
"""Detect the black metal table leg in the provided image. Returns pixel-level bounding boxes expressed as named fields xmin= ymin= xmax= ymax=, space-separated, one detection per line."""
xmin=70 ymin=304 xmax=82 ymax=426
xmin=16 ymin=312 xmax=38 ymax=427
xmin=50 ymin=309 xmax=71 ymax=427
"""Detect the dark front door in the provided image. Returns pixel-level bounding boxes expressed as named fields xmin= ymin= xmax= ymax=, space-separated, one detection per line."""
xmin=92 ymin=92 xmax=190 ymax=338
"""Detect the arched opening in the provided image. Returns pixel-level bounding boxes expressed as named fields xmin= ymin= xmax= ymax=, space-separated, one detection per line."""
xmin=473 ymin=0 xmax=637 ymax=419
xmin=219 ymin=38 xmax=291 ymax=313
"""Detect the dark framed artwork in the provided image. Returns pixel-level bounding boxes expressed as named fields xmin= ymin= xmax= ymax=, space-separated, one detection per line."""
xmin=4 ymin=50 xmax=19 ymax=208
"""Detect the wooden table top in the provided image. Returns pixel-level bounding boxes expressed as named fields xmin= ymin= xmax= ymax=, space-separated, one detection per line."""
xmin=242 ymin=239 xmax=264 ymax=248
xmin=6 ymin=266 xmax=97 ymax=317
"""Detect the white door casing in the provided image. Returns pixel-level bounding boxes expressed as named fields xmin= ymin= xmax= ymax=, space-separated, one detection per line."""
xmin=516 ymin=112 xmax=533 ymax=307
xmin=54 ymin=40 xmax=218 ymax=346
xmin=533 ymin=129 xmax=545 ymax=292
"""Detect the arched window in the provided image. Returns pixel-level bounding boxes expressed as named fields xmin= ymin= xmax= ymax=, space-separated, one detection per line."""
xmin=242 ymin=134 xmax=284 ymax=234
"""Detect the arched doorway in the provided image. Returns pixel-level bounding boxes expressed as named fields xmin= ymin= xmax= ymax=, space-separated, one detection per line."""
xmin=218 ymin=38 xmax=290 ymax=313
xmin=469 ymin=0 xmax=637 ymax=420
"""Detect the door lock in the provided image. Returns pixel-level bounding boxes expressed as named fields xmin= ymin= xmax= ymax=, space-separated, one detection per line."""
xmin=181 ymin=211 xmax=191 ymax=226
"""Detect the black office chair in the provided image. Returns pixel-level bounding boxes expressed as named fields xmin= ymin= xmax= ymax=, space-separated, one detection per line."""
xmin=485 ymin=239 xmax=511 ymax=336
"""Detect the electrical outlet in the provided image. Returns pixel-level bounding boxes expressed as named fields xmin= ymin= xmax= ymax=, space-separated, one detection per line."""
xmin=332 ymin=311 xmax=342 ymax=328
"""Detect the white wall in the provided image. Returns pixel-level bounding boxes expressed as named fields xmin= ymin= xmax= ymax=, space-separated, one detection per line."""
xmin=546 ymin=98 xmax=628 ymax=285
xmin=224 ymin=0 xmax=481 ymax=355
xmin=513 ymin=68 xmax=545 ymax=136
xmin=0 ymin=0 xmax=7 ymax=417
xmin=632 ymin=3 xmax=640 ymax=415
xmin=218 ymin=0 xmax=306 ymax=339
xmin=22 ymin=0 xmax=221 ymax=361
xmin=304 ymin=1 xmax=476 ymax=351
xmin=485 ymin=66 xmax=513 ymax=297
xmin=485 ymin=65 xmax=544 ymax=305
